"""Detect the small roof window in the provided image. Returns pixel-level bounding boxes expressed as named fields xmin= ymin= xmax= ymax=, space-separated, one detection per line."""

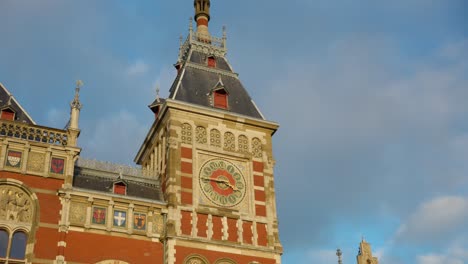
xmin=214 ymin=89 xmax=228 ymax=109
xmin=207 ymin=56 xmax=216 ymax=68
xmin=113 ymin=181 xmax=127 ymax=195
xmin=0 ymin=108 xmax=15 ymax=121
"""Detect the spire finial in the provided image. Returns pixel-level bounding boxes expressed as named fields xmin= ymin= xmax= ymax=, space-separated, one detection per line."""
xmin=336 ymin=248 xmax=343 ymax=264
xmin=222 ymin=25 xmax=227 ymax=48
xmin=189 ymin=17 xmax=193 ymax=32
xmin=71 ymin=80 xmax=83 ymax=110
xmin=155 ymin=84 xmax=160 ymax=102
xmin=118 ymin=166 xmax=123 ymax=179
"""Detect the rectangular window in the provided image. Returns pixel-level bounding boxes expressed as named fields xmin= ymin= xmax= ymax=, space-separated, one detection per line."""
xmin=1 ymin=110 xmax=14 ymax=121
xmin=114 ymin=183 xmax=126 ymax=195
xmin=214 ymin=91 xmax=227 ymax=109
xmin=208 ymin=57 xmax=216 ymax=68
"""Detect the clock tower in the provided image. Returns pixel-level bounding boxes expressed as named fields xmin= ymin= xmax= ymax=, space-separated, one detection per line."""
xmin=135 ymin=1 xmax=283 ymax=263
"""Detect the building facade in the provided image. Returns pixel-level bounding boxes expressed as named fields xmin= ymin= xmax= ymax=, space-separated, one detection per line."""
xmin=0 ymin=1 xmax=283 ymax=263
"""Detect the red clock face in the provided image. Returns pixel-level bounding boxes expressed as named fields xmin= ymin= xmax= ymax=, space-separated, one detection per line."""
xmin=199 ymin=159 xmax=246 ymax=207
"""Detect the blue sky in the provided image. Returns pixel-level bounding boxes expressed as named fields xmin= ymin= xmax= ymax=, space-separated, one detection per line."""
xmin=1 ymin=1 xmax=468 ymax=263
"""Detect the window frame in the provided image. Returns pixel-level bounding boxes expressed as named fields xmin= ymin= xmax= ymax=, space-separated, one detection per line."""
xmin=113 ymin=181 xmax=127 ymax=195
xmin=213 ymin=89 xmax=228 ymax=109
xmin=207 ymin=56 xmax=216 ymax=68
xmin=0 ymin=108 xmax=15 ymax=121
xmin=0 ymin=228 xmax=28 ymax=264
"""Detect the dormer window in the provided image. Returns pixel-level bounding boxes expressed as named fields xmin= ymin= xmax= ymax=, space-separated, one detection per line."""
xmin=113 ymin=182 xmax=127 ymax=195
xmin=213 ymin=89 xmax=228 ymax=109
xmin=207 ymin=56 xmax=216 ymax=68
xmin=1 ymin=108 xmax=15 ymax=121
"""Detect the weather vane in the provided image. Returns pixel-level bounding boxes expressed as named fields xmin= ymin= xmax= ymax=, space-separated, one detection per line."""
xmin=156 ymin=84 xmax=160 ymax=101
xmin=75 ymin=80 xmax=83 ymax=94
xmin=76 ymin=80 xmax=83 ymax=89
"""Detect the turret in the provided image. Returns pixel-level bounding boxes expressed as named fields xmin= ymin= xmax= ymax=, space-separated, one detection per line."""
xmin=194 ymin=0 xmax=211 ymax=41
xmin=357 ymin=239 xmax=379 ymax=264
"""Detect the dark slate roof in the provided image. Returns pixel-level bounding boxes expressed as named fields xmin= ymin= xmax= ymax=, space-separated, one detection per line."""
xmin=168 ymin=51 xmax=264 ymax=119
xmin=189 ymin=51 xmax=232 ymax=71
xmin=0 ymin=83 xmax=35 ymax=124
xmin=73 ymin=162 xmax=164 ymax=202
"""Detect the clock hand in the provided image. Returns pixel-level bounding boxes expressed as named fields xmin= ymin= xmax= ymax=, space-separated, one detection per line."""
xmin=201 ymin=177 xmax=239 ymax=191
xmin=224 ymin=181 xmax=239 ymax=191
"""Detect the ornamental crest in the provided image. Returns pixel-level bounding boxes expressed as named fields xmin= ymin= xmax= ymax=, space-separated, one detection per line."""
xmin=0 ymin=186 xmax=33 ymax=223
xmin=50 ymin=157 xmax=65 ymax=174
xmin=113 ymin=210 xmax=127 ymax=227
xmin=133 ymin=213 xmax=146 ymax=230
xmin=6 ymin=150 xmax=22 ymax=168
xmin=92 ymin=207 xmax=107 ymax=225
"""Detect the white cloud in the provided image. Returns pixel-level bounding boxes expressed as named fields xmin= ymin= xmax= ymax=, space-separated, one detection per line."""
xmin=396 ymin=196 xmax=468 ymax=242
xmin=417 ymin=254 xmax=463 ymax=264
xmin=126 ymin=60 xmax=149 ymax=76
xmin=411 ymin=236 xmax=468 ymax=264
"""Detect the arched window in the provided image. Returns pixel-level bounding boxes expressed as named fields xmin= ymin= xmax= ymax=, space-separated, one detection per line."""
xmin=210 ymin=129 xmax=221 ymax=147
xmin=0 ymin=183 xmax=37 ymax=264
xmin=195 ymin=126 xmax=207 ymax=144
xmin=0 ymin=229 xmax=8 ymax=258
xmin=10 ymin=231 xmax=27 ymax=259
xmin=215 ymin=258 xmax=237 ymax=264
xmin=0 ymin=229 xmax=28 ymax=262
xmin=181 ymin=123 xmax=193 ymax=144
xmin=224 ymin=132 xmax=235 ymax=151
xmin=252 ymin=137 xmax=263 ymax=158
